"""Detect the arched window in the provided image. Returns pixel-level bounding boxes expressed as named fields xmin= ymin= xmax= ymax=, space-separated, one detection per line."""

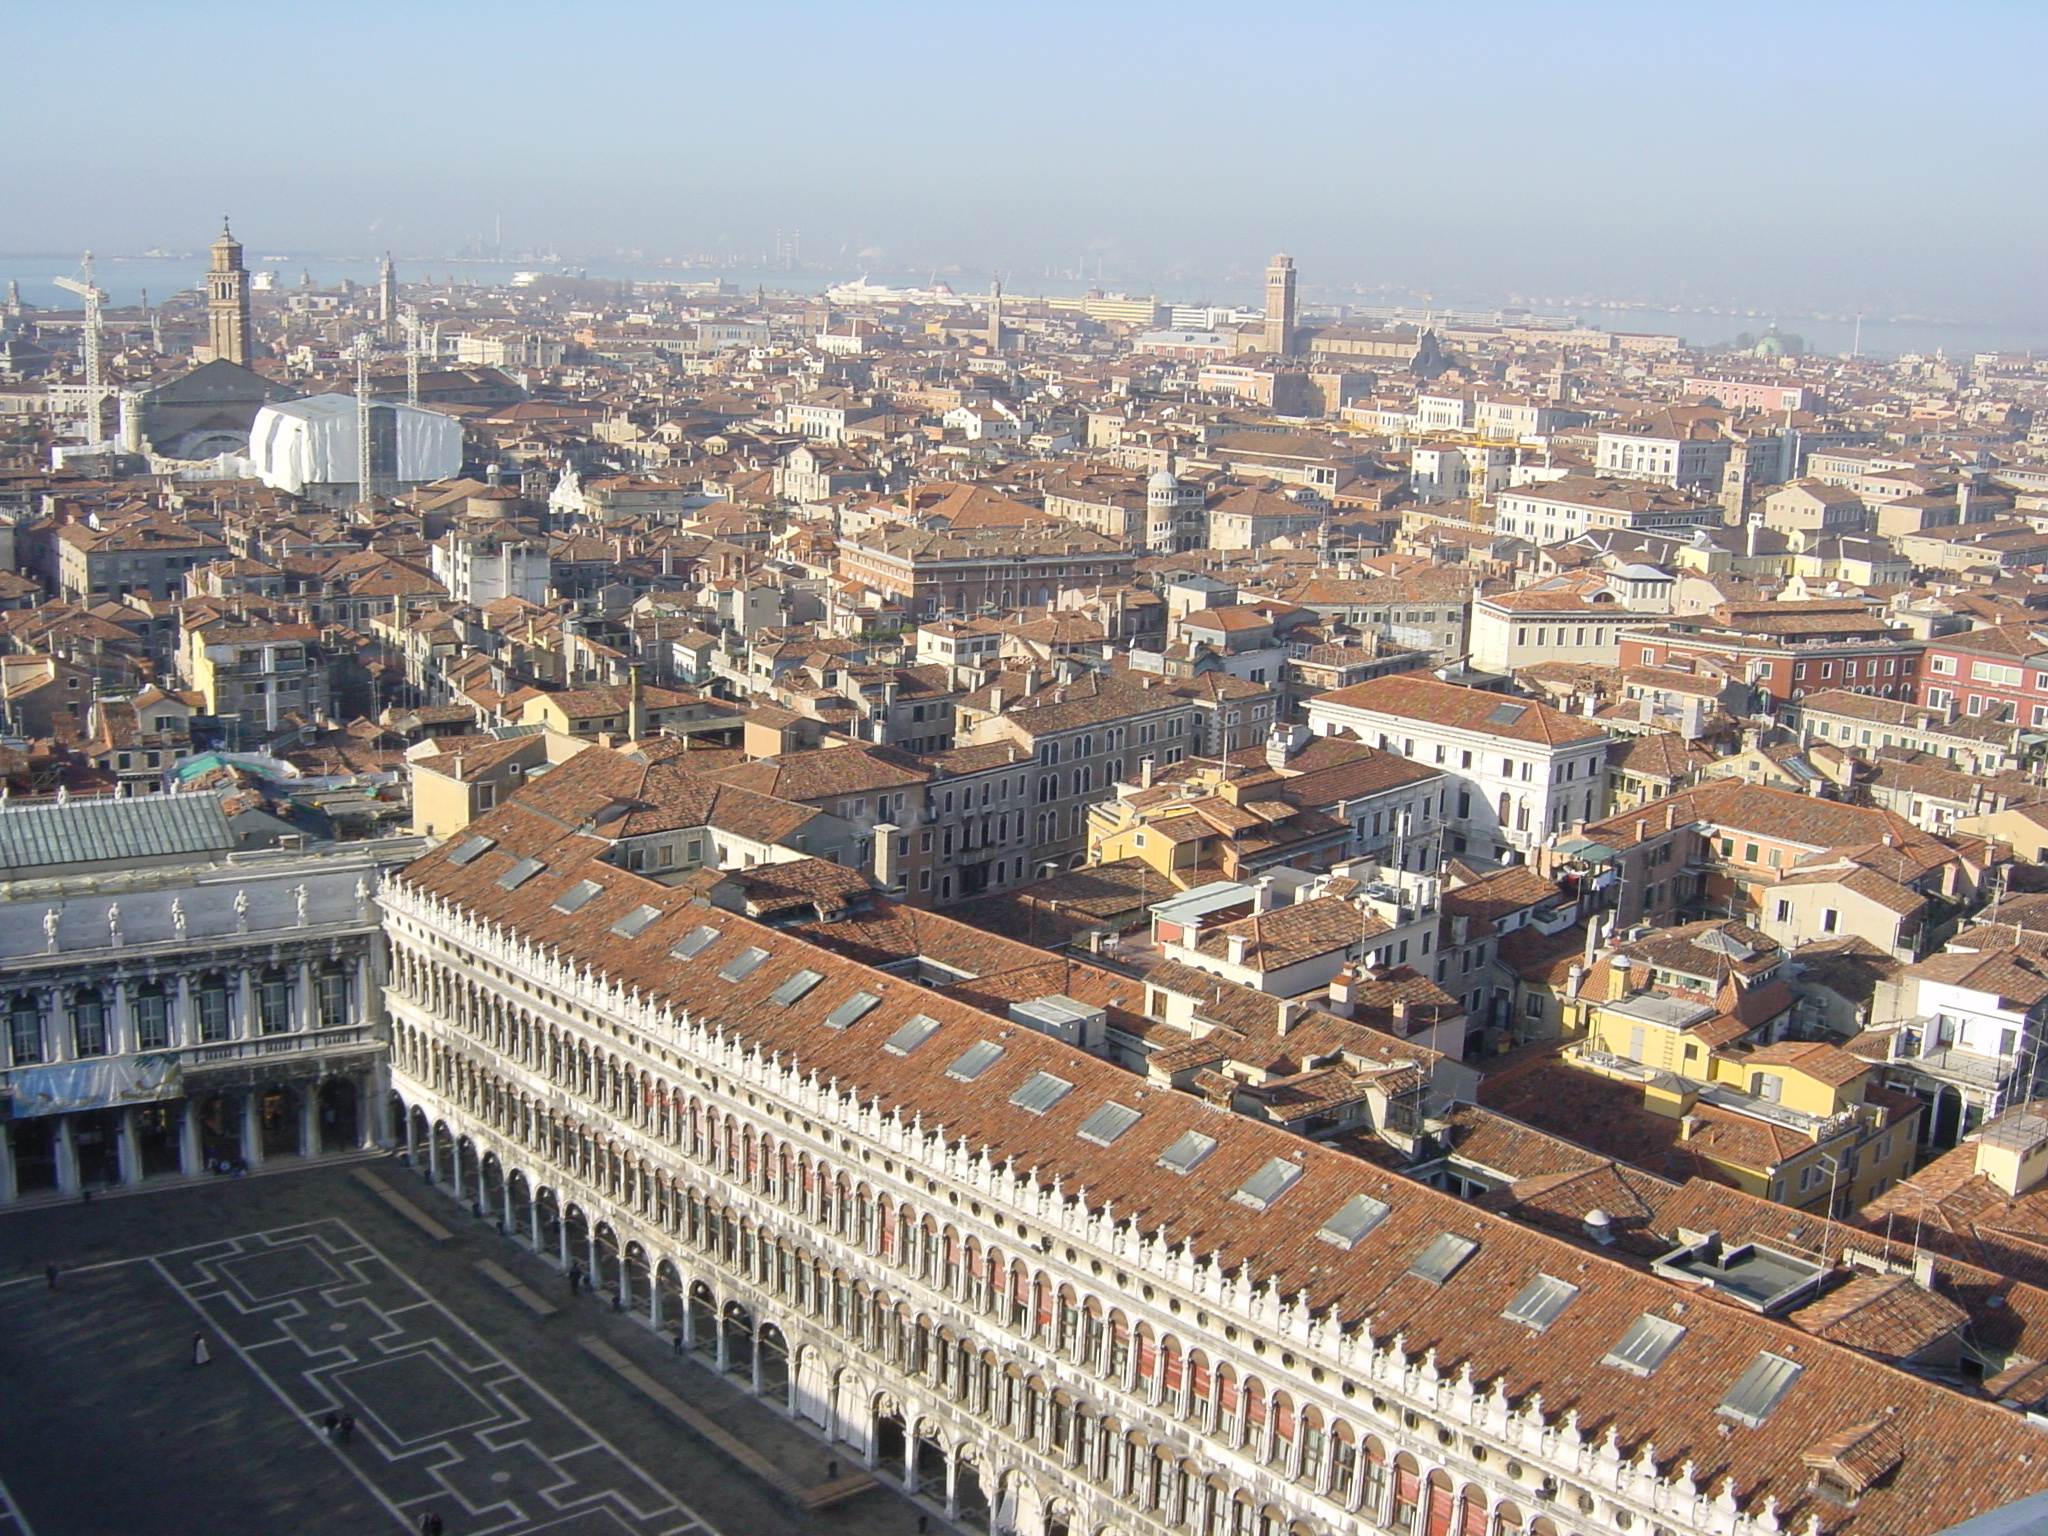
xmin=257 ymin=967 xmax=292 ymax=1034
xmin=195 ymin=973 xmax=231 ymax=1042
xmin=8 ymin=992 xmax=44 ymax=1065
xmin=134 ymin=980 xmax=170 ymax=1050
xmin=70 ymin=987 xmax=109 ymax=1056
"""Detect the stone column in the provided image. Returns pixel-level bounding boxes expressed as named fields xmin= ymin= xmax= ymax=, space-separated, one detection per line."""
xmin=715 ymin=1311 xmax=730 ymax=1373
xmin=237 ymin=968 xmax=256 ymax=1039
xmin=425 ymin=1126 xmax=442 ymax=1183
xmin=618 ymin=1255 xmax=633 ymax=1315
xmin=117 ymin=1107 xmax=143 ymax=1186
xmin=242 ymin=1092 xmax=265 ymax=1168
xmin=54 ymin=1116 xmax=80 ymax=1195
xmin=528 ymin=1191 xmax=543 ymax=1251
xmin=298 ymin=1084 xmax=320 ymax=1157
xmin=449 ymin=1139 xmax=465 ymax=1200
xmin=501 ymin=1174 xmax=515 ymax=1234
xmin=175 ymin=973 xmax=194 ymax=1048
xmin=111 ymin=979 xmax=135 ymax=1057
xmin=179 ymin=1101 xmax=202 ymax=1176
xmin=404 ymin=1105 xmax=418 ymax=1164
xmin=945 ymin=1453 xmax=960 ymax=1521
xmin=296 ymin=959 xmax=316 ymax=1033
xmin=365 ymin=1071 xmax=388 ymax=1148
xmin=556 ymin=1214 xmax=569 ymax=1269
xmin=0 ymin=1122 xmax=16 ymax=1203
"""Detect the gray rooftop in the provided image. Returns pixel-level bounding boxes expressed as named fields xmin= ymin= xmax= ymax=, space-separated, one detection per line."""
xmin=0 ymin=794 xmax=234 ymax=873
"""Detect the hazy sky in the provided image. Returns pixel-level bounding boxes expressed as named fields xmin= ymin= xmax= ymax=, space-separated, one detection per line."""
xmin=11 ymin=0 xmax=2046 ymax=319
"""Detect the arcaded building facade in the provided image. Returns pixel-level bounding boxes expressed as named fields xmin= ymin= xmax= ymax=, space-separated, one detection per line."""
xmin=379 ymin=785 xmax=2046 ymax=1536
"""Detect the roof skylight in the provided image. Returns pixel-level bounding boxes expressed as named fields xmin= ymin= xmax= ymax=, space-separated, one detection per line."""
xmin=1157 ymin=1131 xmax=1218 ymax=1175
xmin=1077 ymin=1101 xmax=1141 ymax=1146
xmin=823 ymin=990 xmax=881 ymax=1029
xmin=611 ymin=904 xmax=662 ymax=937
xmin=670 ymin=925 xmax=719 ymax=959
xmin=1317 ymin=1194 xmax=1393 ymax=1249
xmin=1009 ymin=1071 xmax=1074 ymax=1114
xmin=1717 ymin=1352 xmax=1802 ymax=1427
xmin=497 ymin=857 xmax=544 ymax=889
xmin=1603 ymin=1314 xmax=1687 ymax=1376
xmin=1407 ymin=1232 xmax=1480 ymax=1284
xmin=552 ymin=880 xmax=602 ymax=913
xmin=718 ymin=946 xmax=770 ymax=981
xmin=769 ymin=969 xmax=825 ymax=1006
xmin=946 ymin=1040 xmax=1005 ymax=1081
xmin=882 ymin=1014 xmax=942 ymax=1056
xmin=1501 ymin=1274 xmax=1580 ymax=1331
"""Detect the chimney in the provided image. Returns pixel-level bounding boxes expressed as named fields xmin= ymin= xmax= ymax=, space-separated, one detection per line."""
xmin=1254 ymin=875 xmax=1279 ymax=913
xmin=988 ymin=686 xmax=1004 ymax=716
xmin=1678 ymin=1113 xmax=1702 ymax=1141
xmin=1584 ymin=1209 xmax=1615 ymax=1246
xmin=627 ymin=663 xmax=647 ymax=741
xmin=1139 ymin=757 xmax=1155 ymax=789
xmin=1276 ymin=1000 xmax=1299 ymax=1036
xmin=1392 ymin=998 xmax=1413 ymax=1035
xmin=1326 ymin=965 xmax=1358 ymax=1017
xmin=1605 ymin=953 xmax=1634 ymax=1001
xmin=1226 ymin=932 xmax=1252 ymax=967
xmin=871 ymin=822 xmax=901 ymax=890
xmin=1958 ymin=480 xmax=1974 ymax=523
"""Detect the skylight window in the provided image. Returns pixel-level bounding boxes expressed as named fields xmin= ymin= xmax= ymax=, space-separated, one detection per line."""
xmin=883 ymin=1014 xmax=942 ymax=1056
xmin=718 ymin=946 xmax=770 ymax=982
xmin=497 ymin=857 xmax=544 ymax=889
xmin=1717 ymin=1352 xmax=1802 ymax=1428
xmin=946 ymin=1040 xmax=1006 ymax=1082
xmin=823 ymin=991 xmax=881 ymax=1029
xmin=1317 ymin=1194 xmax=1392 ymax=1249
xmin=670 ymin=925 xmax=719 ymax=960
xmin=611 ymin=904 xmax=662 ymax=937
xmin=769 ymin=969 xmax=825 ymax=1006
xmin=1077 ymin=1101 xmax=1141 ymax=1147
xmin=1157 ymin=1131 xmax=1218 ymax=1175
xmin=1407 ymin=1232 xmax=1480 ymax=1284
xmin=1603 ymin=1314 xmax=1687 ymax=1376
xmin=1486 ymin=702 xmax=1528 ymax=726
xmin=1501 ymin=1274 xmax=1580 ymax=1331
xmin=1233 ymin=1157 xmax=1306 ymax=1212
xmin=1009 ymin=1071 xmax=1074 ymax=1115
xmin=552 ymin=880 xmax=602 ymax=914
xmin=447 ymin=835 xmax=494 ymax=866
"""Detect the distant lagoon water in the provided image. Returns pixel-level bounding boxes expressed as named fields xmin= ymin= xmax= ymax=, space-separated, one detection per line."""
xmin=4 ymin=254 xmax=2042 ymax=361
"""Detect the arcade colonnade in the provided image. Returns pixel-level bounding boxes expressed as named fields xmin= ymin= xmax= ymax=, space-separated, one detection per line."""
xmin=384 ymin=923 xmax=1594 ymax=1536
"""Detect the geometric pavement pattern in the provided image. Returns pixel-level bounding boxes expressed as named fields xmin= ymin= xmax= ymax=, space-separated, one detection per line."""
xmin=151 ymin=1220 xmax=717 ymax=1536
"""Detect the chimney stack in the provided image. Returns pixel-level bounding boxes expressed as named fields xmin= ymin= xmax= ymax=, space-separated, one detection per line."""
xmin=1606 ymin=953 xmax=1634 ymax=1001
xmin=1227 ymin=932 xmax=1252 ymax=967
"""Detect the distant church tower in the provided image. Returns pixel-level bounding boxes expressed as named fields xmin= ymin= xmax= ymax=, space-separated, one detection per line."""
xmin=1262 ymin=253 xmax=1297 ymax=357
xmin=379 ymin=254 xmax=398 ymax=329
xmin=207 ymin=217 xmax=252 ymax=365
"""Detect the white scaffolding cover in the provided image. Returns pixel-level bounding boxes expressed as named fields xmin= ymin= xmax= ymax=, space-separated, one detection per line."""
xmin=248 ymin=393 xmax=461 ymax=493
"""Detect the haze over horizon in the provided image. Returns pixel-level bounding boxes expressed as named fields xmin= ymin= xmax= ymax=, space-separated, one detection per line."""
xmin=16 ymin=0 xmax=2047 ymax=324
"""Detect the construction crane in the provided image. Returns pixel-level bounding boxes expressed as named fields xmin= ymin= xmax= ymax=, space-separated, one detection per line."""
xmin=404 ymin=305 xmax=422 ymax=407
xmin=354 ymin=333 xmax=377 ymax=505
xmin=54 ymin=252 xmax=107 ymax=441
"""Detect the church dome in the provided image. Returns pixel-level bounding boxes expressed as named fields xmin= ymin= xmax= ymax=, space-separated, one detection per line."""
xmin=1147 ymin=465 xmax=1180 ymax=496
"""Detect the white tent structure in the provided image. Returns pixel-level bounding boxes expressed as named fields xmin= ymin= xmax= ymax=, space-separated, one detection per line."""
xmin=248 ymin=393 xmax=461 ymax=502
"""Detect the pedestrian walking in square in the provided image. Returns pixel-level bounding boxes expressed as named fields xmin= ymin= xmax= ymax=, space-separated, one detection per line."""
xmin=44 ymin=1263 xmax=57 ymax=1290
xmin=323 ymin=1411 xmax=340 ymax=1439
xmin=192 ymin=1333 xmax=211 ymax=1366
xmin=338 ymin=1411 xmax=355 ymax=1444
